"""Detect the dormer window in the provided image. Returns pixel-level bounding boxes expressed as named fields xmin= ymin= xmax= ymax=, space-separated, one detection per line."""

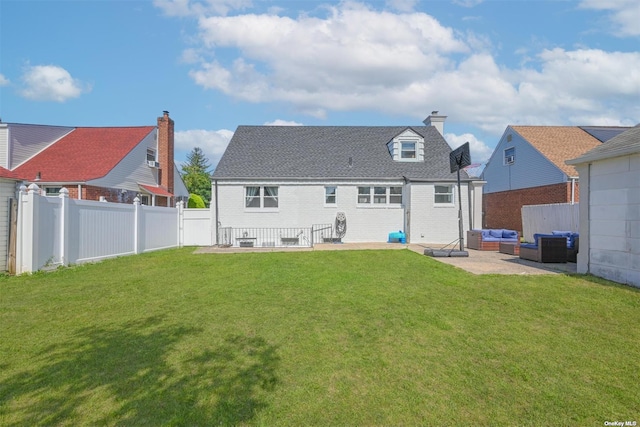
xmin=401 ymin=142 xmax=417 ymax=159
xmin=387 ymin=129 xmax=424 ymax=162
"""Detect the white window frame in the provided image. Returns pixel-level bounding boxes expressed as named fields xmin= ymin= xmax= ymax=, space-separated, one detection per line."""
xmin=400 ymin=142 xmax=417 ymax=159
xmin=146 ymin=148 xmax=157 ymax=162
xmin=325 ymin=186 xmax=337 ymax=205
xmin=44 ymin=186 xmax=63 ymax=197
xmin=357 ymin=186 xmax=403 ymax=206
xmin=434 ymin=184 xmax=454 ymax=205
xmin=245 ymin=186 xmax=279 ymax=210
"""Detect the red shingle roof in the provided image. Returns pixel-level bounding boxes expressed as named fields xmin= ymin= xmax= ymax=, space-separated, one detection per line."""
xmin=0 ymin=166 xmax=25 ymax=180
xmin=139 ymin=184 xmax=173 ymax=197
xmin=13 ymin=126 xmax=155 ymax=182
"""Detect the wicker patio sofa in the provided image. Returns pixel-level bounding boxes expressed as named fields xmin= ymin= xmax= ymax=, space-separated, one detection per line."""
xmin=519 ymin=234 xmax=568 ymax=263
xmin=466 ymin=229 xmax=519 ymax=251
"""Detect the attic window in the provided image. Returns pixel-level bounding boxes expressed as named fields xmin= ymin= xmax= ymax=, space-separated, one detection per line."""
xmin=147 ymin=148 xmax=156 ymax=162
xmin=401 ymin=142 xmax=416 ymax=159
xmin=504 ymin=147 xmax=515 ymax=165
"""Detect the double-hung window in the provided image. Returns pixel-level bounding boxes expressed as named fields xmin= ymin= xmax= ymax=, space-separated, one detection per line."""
xmin=325 ymin=186 xmax=337 ymax=205
xmin=389 ymin=187 xmax=402 ymax=204
xmin=434 ymin=185 xmax=454 ymax=204
xmin=358 ymin=186 xmax=403 ymax=205
xmin=374 ymin=187 xmax=387 ymax=204
xmin=245 ymin=186 xmax=279 ymax=208
xmin=401 ymin=142 xmax=417 ymax=159
xmin=358 ymin=187 xmax=371 ymax=204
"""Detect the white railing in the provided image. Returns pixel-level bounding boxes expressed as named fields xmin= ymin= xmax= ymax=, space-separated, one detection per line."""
xmin=521 ymin=203 xmax=579 ymax=242
xmin=15 ymin=184 xmax=181 ymax=274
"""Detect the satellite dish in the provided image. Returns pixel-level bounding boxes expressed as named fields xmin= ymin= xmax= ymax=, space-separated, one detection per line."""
xmin=449 ymin=142 xmax=471 ymax=173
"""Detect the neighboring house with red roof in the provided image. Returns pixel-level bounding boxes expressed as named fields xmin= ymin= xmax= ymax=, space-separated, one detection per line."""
xmin=0 ymin=111 xmax=188 ymax=207
xmin=481 ymin=125 xmax=631 ymax=233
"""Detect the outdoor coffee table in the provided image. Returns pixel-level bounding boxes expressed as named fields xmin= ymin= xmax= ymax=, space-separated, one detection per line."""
xmin=499 ymin=242 xmax=520 ymax=255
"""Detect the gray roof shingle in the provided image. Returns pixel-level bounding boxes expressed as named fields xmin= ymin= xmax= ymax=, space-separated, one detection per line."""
xmin=213 ymin=125 xmax=467 ymax=181
xmin=567 ymin=124 xmax=640 ymax=164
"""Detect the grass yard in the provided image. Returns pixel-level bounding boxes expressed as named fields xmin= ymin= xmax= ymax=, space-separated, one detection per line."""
xmin=1 ymin=248 xmax=639 ymax=426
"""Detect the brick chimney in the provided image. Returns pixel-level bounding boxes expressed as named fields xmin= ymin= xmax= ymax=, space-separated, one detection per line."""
xmin=157 ymin=110 xmax=174 ymax=199
xmin=423 ymin=111 xmax=447 ymax=136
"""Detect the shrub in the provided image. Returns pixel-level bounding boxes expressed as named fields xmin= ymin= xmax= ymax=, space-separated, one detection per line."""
xmin=187 ymin=193 xmax=206 ymax=208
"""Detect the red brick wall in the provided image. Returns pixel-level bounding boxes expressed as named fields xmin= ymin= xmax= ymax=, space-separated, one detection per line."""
xmin=55 ymin=186 xmax=137 ymax=203
xmin=157 ymin=111 xmax=175 ymax=204
xmin=483 ymin=182 xmax=580 ymax=233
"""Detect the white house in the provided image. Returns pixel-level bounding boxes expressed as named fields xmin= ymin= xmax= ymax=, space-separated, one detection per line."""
xmin=566 ymin=125 xmax=640 ymax=288
xmin=211 ymin=114 xmax=485 ymax=246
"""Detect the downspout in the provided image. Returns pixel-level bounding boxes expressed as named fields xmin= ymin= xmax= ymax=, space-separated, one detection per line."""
xmin=585 ymin=166 xmax=591 ymax=274
xmin=402 ymin=176 xmax=410 ymax=243
xmin=214 ymin=179 xmax=219 ymax=246
xmin=570 ymin=177 xmax=577 ymax=205
xmin=77 ymin=184 xmax=82 ymax=200
xmin=467 ymin=180 xmax=473 ymax=230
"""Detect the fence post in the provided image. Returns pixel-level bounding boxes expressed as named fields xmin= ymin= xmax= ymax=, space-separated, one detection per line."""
xmin=15 ymin=185 xmax=27 ymax=274
xmin=58 ymin=187 xmax=69 ymax=267
xmin=177 ymin=200 xmax=184 ymax=248
xmin=134 ymin=197 xmax=141 ymax=254
xmin=16 ymin=184 xmax=40 ymax=274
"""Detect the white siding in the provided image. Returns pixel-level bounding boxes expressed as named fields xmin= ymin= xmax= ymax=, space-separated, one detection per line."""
xmin=408 ymin=183 xmax=471 ymax=244
xmin=214 ymin=181 xmax=406 ymax=243
xmin=8 ymin=124 xmax=74 ymax=169
xmin=213 ymin=180 xmax=479 ymax=245
xmin=483 ymin=128 xmax=567 ymax=194
xmin=0 ymin=179 xmax=17 ymax=271
xmin=586 ymin=154 xmax=640 ymax=287
xmin=89 ymin=131 xmax=158 ymax=190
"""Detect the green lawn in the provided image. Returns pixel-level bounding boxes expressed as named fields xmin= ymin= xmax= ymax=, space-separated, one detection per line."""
xmin=1 ymin=248 xmax=638 ymax=426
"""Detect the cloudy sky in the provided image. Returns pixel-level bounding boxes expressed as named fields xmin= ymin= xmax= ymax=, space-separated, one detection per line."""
xmin=1 ymin=0 xmax=638 ymax=168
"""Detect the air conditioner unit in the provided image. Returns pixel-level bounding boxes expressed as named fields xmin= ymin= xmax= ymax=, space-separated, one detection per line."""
xmin=505 ymin=155 xmax=515 ymax=164
xmin=147 ymin=160 xmax=160 ymax=168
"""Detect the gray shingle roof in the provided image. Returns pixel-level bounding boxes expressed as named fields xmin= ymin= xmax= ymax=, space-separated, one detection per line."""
xmin=567 ymin=124 xmax=640 ymax=164
xmin=579 ymin=126 xmax=631 ymax=143
xmin=213 ymin=125 xmax=467 ymax=181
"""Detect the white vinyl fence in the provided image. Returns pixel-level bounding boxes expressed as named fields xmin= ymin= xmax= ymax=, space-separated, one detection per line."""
xmin=15 ymin=184 xmax=182 ymax=274
xmin=521 ymin=203 xmax=579 ymax=242
xmin=181 ymin=208 xmax=214 ymax=246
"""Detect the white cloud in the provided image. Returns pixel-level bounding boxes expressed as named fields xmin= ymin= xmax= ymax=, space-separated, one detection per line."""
xmin=189 ymin=2 xmax=468 ymax=111
xmin=0 ymin=74 xmax=9 ymax=86
xmin=264 ymin=119 xmax=303 ymax=126
xmin=175 ymin=128 xmax=234 ymax=168
xmin=20 ymin=65 xmax=90 ymax=102
xmin=579 ymin=0 xmax=640 ymax=37
xmin=445 ymin=132 xmax=493 ymax=164
xmin=165 ymin=1 xmax=639 ymax=144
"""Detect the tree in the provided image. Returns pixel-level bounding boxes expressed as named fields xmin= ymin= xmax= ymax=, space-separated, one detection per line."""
xmin=181 ymin=147 xmax=212 ymax=206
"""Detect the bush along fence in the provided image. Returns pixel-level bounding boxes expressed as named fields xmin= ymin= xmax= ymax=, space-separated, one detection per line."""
xmin=14 ymin=184 xmax=182 ymax=274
